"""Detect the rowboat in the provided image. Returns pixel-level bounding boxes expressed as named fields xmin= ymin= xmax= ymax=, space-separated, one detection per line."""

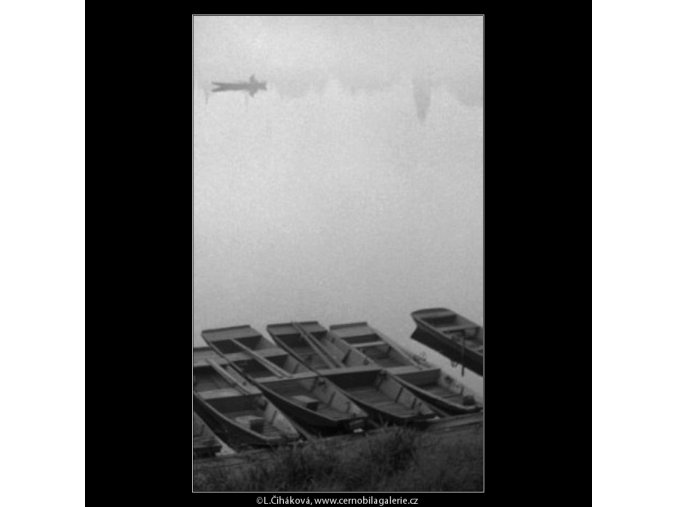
xmin=193 ymin=348 xmax=301 ymax=449
xmin=391 ymin=368 xmax=481 ymax=415
xmin=410 ymin=308 xmax=484 ymax=375
xmin=203 ymin=327 xmax=369 ymax=435
xmin=269 ymin=322 xmax=439 ymax=424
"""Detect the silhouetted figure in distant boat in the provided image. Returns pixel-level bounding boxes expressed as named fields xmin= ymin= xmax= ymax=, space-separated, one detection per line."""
xmin=211 ymin=75 xmax=267 ymax=97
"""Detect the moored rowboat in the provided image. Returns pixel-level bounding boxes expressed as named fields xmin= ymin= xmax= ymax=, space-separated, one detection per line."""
xmin=193 ymin=411 xmax=222 ymax=458
xmin=410 ymin=308 xmax=484 ymax=375
xmin=321 ymin=367 xmax=438 ymax=425
xmin=193 ymin=348 xmax=301 ymax=449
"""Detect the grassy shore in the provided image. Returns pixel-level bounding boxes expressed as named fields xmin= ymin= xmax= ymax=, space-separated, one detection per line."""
xmin=193 ymin=425 xmax=483 ymax=492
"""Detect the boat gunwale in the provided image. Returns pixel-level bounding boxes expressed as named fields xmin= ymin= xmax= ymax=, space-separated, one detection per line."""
xmin=202 ymin=324 xmax=258 ymax=335
xmin=267 ymin=321 xmax=322 ymax=331
xmin=257 ymin=326 xmax=374 ymax=424
xmin=256 ymin=378 xmax=369 ymax=427
xmin=411 ymin=308 xmax=458 ymax=317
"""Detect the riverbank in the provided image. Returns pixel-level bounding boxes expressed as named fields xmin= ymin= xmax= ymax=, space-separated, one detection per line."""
xmin=193 ymin=414 xmax=483 ymax=492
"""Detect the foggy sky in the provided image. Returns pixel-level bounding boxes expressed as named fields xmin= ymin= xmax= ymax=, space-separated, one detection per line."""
xmin=193 ymin=16 xmax=483 ymax=391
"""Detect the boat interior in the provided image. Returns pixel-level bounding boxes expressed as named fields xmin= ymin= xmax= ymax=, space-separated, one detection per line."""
xmin=201 ymin=394 xmax=292 ymax=439
xmin=268 ymin=323 xmax=341 ymax=370
xmin=193 ymin=363 xmax=246 ymax=398
xmin=262 ymin=376 xmax=366 ymax=420
xmin=202 ymin=325 xmax=281 ymax=354
xmin=228 ymin=353 xmax=312 ymax=380
xmin=294 ymin=330 xmax=372 ymax=369
xmin=395 ymin=368 xmax=475 ymax=405
xmin=328 ymin=323 xmax=418 ymax=369
xmin=323 ymin=368 xmax=435 ymax=420
xmin=193 ymin=412 xmax=221 ymax=455
xmin=413 ymin=309 xmax=484 ymax=344
xmin=353 ymin=342 xmax=413 ymax=369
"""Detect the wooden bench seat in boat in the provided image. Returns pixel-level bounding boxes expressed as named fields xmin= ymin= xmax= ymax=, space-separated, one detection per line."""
xmin=234 ymin=415 xmax=265 ymax=433
xmin=292 ymin=395 xmax=320 ymax=411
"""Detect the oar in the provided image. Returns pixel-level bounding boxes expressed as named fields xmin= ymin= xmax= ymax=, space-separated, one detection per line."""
xmin=206 ymin=358 xmax=258 ymax=395
xmin=230 ymin=340 xmax=293 ymax=379
xmin=207 ymin=338 xmax=292 ymax=380
xmin=291 ymin=322 xmax=344 ymax=369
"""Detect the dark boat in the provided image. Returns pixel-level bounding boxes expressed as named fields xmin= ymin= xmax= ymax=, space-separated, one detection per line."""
xmin=193 ymin=349 xmax=301 ymax=449
xmin=193 ymin=411 xmax=222 ymax=458
xmin=410 ymin=308 xmax=484 ymax=375
xmin=267 ymin=322 xmax=345 ymax=372
xmin=203 ymin=327 xmax=369 ymax=435
xmin=269 ymin=322 xmax=439 ymax=424
xmin=268 ymin=321 xmax=374 ymax=371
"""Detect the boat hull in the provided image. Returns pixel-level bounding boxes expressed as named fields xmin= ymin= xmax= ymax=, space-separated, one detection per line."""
xmin=193 ymin=392 xmax=300 ymax=450
xmin=411 ymin=328 xmax=483 ymax=375
xmin=393 ymin=368 xmax=482 ymax=416
xmin=322 ymin=368 xmax=437 ymax=426
xmin=256 ymin=378 xmax=369 ymax=435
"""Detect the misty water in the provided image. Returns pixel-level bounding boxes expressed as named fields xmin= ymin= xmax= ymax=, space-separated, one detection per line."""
xmin=193 ymin=17 xmax=484 ymax=398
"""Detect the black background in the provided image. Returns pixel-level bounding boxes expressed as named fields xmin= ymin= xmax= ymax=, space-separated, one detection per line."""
xmin=85 ymin=8 xmax=589 ymax=502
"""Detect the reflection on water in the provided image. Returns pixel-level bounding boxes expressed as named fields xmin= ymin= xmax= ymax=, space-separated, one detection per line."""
xmin=412 ymin=77 xmax=432 ymax=122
